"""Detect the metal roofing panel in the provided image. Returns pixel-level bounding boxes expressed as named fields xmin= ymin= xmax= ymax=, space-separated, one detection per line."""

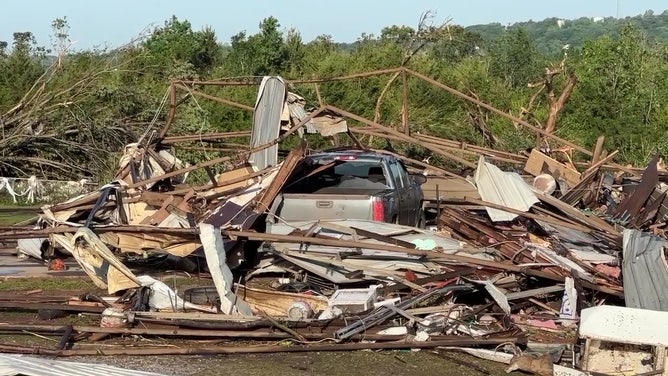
xmin=474 ymin=157 xmax=538 ymax=222
xmin=622 ymin=229 xmax=668 ymax=311
xmin=580 ymin=305 xmax=668 ymax=346
xmin=268 ymin=219 xmax=465 ymax=252
xmin=0 ymin=354 xmax=165 ymax=376
xmin=534 ymin=219 xmax=612 ymax=254
xmin=249 ymin=76 xmax=286 ymax=170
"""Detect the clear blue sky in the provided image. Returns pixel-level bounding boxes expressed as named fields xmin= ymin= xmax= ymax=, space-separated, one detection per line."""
xmin=1 ymin=0 xmax=665 ymax=50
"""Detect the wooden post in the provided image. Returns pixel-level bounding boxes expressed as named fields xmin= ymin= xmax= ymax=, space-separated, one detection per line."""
xmin=590 ymin=135 xmax=605 ymax=167
xmin=314 ymin=83 xmax=324 ymax=107
xmin=158 ymin=82 xmax=177 ymax=139
xmin=402 ymin=69 xmax=409 ymax=135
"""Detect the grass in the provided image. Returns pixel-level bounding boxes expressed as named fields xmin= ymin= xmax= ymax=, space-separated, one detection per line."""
xmin=0 ymin=277 xmax=97 ymax=292
xmin=0 ymin=208 xmax=38 ymax=225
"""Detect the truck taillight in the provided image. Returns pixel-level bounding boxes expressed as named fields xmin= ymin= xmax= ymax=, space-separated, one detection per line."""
xmin=372 ymin=198 xmax=384 ymax=222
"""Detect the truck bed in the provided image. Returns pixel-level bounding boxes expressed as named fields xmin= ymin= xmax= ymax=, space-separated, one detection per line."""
xmin=272 ymin=193 xmax=387 ymax=223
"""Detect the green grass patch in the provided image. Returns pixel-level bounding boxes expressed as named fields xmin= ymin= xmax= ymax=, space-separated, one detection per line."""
xmin=0 ymin=208 xmax=39 ymax=225
xmin=0 ymin=278 xmax=97 ymax=292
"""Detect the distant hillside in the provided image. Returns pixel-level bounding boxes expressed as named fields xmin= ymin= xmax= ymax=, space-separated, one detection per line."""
xmin=467 ymin=10 xmax=668 ymax=55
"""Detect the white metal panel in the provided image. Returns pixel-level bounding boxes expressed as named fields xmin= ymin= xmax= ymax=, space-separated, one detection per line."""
xmin=580 ymin=305 xmax=668 ymax=346
xmin=474 ymin=156 xmax=538 ymax=222
xmin=0 ymin=354 xmax=165 ymax=376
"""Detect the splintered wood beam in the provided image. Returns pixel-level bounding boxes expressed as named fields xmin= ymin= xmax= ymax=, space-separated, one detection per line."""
xmin=326 ymin=105 xmax=476 ymax=169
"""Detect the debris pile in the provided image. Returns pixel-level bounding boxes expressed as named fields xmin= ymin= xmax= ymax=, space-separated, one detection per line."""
xmin=1 ymin=71 xmax=668 ymax=376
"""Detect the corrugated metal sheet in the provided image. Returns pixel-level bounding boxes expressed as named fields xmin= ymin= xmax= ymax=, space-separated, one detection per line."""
xmin=0 ymin=354 xmax=166 ymax=376
xmin=250 ymin=76 xmax=286 ymax=170
xmin=474 ymin=156 xmax=538 ymax=222
xmin=264 ymin=219 xmax=496 ymax=283
xmin=286 ymin=92 xmax=315 ymax=133
xmin=534 ymin=219 xmax=613 ymax=254
xmin=269 ymin=219 xmax=465 ymax=253
xmin=622 ymin=229 xmax=668 ymax=311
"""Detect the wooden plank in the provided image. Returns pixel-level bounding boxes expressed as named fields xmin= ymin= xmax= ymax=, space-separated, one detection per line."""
xmin=590 ymin=135 xmax=605 ymax=166
xmin=524 ymin=149 xmax=581 ymax=187
xmin=422 ymin=177 xmax=479 ymax=201
xmin=536 ymin=193 xmax=619 ymax=235
xmin=458 ymin=197 xmax=593 ymax=233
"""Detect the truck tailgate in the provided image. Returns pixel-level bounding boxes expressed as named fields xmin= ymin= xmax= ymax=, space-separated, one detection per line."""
xmin=275 ymin=193 xmax=374 ymax=222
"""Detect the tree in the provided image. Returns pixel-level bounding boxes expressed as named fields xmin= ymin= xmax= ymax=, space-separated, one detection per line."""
xmin=225 ymin=17 xmax=290 ymax=76
xmin=489 ymin=28 xmax=543 ymax=88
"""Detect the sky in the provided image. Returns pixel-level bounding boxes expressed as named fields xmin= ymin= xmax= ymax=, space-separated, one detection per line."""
xmin=1 ymin=0 xmax=666 ymax=50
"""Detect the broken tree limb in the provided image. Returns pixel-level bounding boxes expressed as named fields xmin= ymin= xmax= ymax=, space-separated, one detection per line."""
xmin=404 ymin=67 xmax=591 ymax=157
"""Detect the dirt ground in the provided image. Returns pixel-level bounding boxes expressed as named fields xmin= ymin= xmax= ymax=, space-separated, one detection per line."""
xmin=65 ymin=351 xmax=511 ymax=376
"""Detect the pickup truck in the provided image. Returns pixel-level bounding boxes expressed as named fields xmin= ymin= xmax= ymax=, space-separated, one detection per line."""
xmin=266 ymin=149 xmax=427 ymax=230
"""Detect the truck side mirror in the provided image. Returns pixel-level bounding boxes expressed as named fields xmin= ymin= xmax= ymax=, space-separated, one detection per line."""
xmin=411 ymin=174 xmax=427 ymax=185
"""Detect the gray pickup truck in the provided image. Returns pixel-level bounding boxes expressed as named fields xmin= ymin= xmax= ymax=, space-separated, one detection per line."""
xmin=267 ymin=149 xmax=426 ymax=230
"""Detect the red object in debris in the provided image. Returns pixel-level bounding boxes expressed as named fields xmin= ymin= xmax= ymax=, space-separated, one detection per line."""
xmin=525 ymin=319 xmax=559 ymax=330
xmin=48 ymin=259 xmax=67 ymax=271
xmin=595 ymin=264 xmax=621 ymax=279
xmin=405 ymin=270 xmax=418 ymax=282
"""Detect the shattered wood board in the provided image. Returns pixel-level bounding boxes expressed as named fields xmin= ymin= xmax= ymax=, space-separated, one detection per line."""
xmin=237 ymin=285 xmax=328 ymax=316
xmin=270 ymin=219 xmax=462 ymax=241
xmin=71 ymin=228 xmax=140 ymax=294
xmin=422 ymin=176 xmax=479 ymax=202
xmin=524 ymin=149 xmax=581 ymax=187
xmin=215 ymin=164 xmax=255 ymax=191
xmin=203 ymin=166 xmax=279 ymax=228
xmin=268 ymin=220 xmax=465 ymax=255
xmin=114 ymin=233 xmax=200 ymax=257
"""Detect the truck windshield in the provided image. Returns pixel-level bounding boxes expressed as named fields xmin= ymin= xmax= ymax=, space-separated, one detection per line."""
xmin=284 ymin=160 xmax=389 ymax=193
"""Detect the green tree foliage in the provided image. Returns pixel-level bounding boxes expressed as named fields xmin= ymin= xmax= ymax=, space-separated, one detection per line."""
xmin=3 ymin=12 xmax=668 ymax=180
xmin=225 ymin=17 xmax=291 ymax=76
xmin=468 ymin=11 xmax=668 ymax=55
xmin=0 ymin=32 xmax=45 ymax=107
xmin=489 ymin=28 xmax=543 ymax=88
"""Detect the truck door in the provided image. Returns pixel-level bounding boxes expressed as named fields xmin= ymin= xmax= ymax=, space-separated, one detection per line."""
xmin=388 ymin=160 xmax=410 ymax=225
xmin=398 ymin=161 xmax=419 ymax=225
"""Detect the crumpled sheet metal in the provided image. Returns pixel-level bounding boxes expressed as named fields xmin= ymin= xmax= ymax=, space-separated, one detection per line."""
xmin=474 ymin=156 xmax=538 ymax=222
xmin=0 ymin=353 xmax=166 ymax=376
xmin=622 ymin=229 xmax=668 ymax=311
xmin=250 ymin=76 xmax=286 ymax=170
